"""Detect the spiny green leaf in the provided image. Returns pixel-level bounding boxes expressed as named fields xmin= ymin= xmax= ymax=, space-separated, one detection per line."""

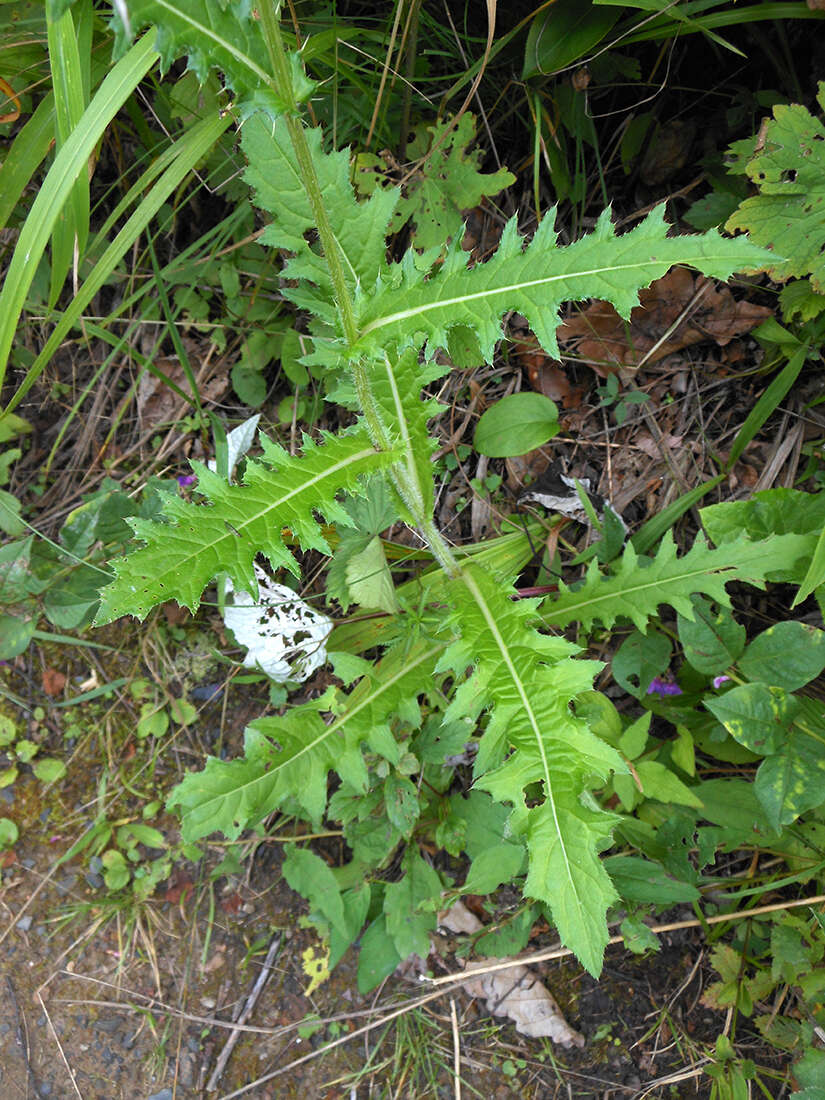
xmin=363 ymin=348 xmax=441 ymax=521
xmin=96 ymin=428 xmax=398 ymax=623
xmin=518 ymin=789 xmax=619 ymax=978
xmin=440 ymin=563 xmax=624 ymax=975
xmin=353 ymin=205 xmax=774 ymax=364
xmin=544 ymin=532 xmax=815 ymax=631
xmin=109 ymin=0 xmax=271 ymax=95
xmin=167 ymin=644 xmax=442 ymax=840
xmin=243 ymin=111 xmax=399 ymax=299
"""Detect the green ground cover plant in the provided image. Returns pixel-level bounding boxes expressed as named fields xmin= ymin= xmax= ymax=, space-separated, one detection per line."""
xmin=83 ymin=0 xmax=797 ymax=980
xmin=6 ymin=1 xmax=825 ymax=1093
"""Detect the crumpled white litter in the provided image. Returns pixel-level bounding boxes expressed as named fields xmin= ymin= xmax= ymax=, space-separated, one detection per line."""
xmin=224 ymin=563 xmax=332 ymax=683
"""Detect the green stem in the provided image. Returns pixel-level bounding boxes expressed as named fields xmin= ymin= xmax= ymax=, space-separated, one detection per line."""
xmin=257 ymin=4 xmax=358 ymax=348
xmin=258 ymin=4 xmax=460 ymax=580
xmin=421 ymin=518 xmax=460 ymax=576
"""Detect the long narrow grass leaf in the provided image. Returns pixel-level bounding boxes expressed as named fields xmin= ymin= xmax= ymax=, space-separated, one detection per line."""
xmin=46 ymin=2 xmax=90 ymax=304
xmin=0 ymin=95 xmax=55 ymax=233
xmin=725 ymin=344 xmax=808 ymax=470
xmin=3 ymin=111 xmax=229 ymax=418
xmin=0 ymin=31 xmax=159 ymax=399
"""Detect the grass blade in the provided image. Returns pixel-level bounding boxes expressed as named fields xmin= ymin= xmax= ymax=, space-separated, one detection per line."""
xmin=0 ymin=31 xmax=159 ymax=401
xmin=3 ymin=111 xmax=231 ymax=417
xmin=46 ymin=1 xmax=91 ymax=304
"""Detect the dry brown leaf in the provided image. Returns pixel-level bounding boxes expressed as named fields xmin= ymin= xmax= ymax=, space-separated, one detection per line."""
xmin=634 ymin=430 xmax=684 ymax=460
xmin=514 ymin=337 xmax=584 ymax=407
xmin=439 ymin=901 xmax=584 ymax=1047
xmin=42 ymin=667 xmax=67 ymax=696
xmin=162 ymin=601 xmax=190 ymax=626
xmin=558 ymin=268 xmax=772 ymax=376
xmin=640 ymin=120 xmax=695 ymax=186
xmin=138 ymin=357 xmax=228 ymax=431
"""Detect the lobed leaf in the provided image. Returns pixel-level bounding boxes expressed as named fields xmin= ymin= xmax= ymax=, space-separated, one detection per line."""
xmin=386 ymin=113 xmax=515 ymax=249
xmin=96 ymin=428 xmax=398 ymax=623
xmin=439 ymin=563 xmax=624 ymax=975
xmin=544 ymin=532 xmax=815 ymax=631
xmin=726 ymin=84 xmax=825 ymax=291
xmin=168 ymin=643 xmax=443 ymax=839
xmin=353 ymin=205 xmax=775 ymax=364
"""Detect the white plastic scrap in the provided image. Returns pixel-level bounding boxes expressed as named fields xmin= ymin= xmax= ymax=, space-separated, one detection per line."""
xmin=224 ymin=564 xmax=332 ymax=683
xmin=207 ymin=413 xmax=261 ymax=481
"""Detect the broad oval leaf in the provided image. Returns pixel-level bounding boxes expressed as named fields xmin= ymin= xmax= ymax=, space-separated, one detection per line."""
xmin=678 ymin=595 xmax=746 ymax=677
xmin=755 ymin=724 xmax=825 ymax=829
xmin=705 ymin=682 xmax=799 ymax=756
xmin=738 ymin=621 xmax=825 ymax=691
xmin=523 ymin=0 xmax=621 ymax=80
xmin=605 ymin=855 xmax=699 ymax=905
xmin=0 ymin=818 xmax=18 ymax=848
xmin=474 ymin=392 xmax=559 ymax=458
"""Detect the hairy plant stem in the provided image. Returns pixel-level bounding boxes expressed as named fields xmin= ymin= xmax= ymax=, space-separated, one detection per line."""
xmin=258 ymin=4 xmax=461 ymax=579
xmin=257 ymin=4 xmax=358 ymax=349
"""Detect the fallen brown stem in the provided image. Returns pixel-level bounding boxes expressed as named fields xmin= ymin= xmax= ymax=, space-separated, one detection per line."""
xmin=206 ymin=934 xmax=281 ymax=1091
xmin=425 ymin=893 xmax=825 ymax=988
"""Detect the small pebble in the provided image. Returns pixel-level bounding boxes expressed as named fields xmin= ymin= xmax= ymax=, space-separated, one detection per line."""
xmin=56 ymin=874 xmax=77 ymax=897
xmin=85 ymin=872 xmax=104 ymax=890
xmin=16 ymin=915 xmax=32 ymax=932
xmin=146 ymin=1090 xmax=173 ymax=1100
xmin=190 ymin=683 xmax=223 ymax=703
xmin=94 ymin=1017 xmax=120 ymax=1034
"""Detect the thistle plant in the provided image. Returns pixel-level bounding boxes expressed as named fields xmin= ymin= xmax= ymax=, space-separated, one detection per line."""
xmin=95 ymin=1 xmax=781 ymax=981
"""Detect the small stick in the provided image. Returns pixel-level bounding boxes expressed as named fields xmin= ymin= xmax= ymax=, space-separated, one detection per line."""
xmin=450 ymin=998 xmax=461 ymax=1100
xmin=37 ymin=990 xmax=84 ymax=1099
xmin=206 ymin=934 xmax=281 ymax=1091
xmin=426 ymin=893 xmax=825 ymax=987
xmin=8 ymin=977 xmax=40 ymax=1096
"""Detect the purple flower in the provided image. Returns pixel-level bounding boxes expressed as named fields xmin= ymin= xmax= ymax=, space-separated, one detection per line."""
xmin=177 ymin=473 xmax=197 ymax=488
xmin=647 ymin=676 xmax=682 ymax=697
xmin=712 ymin=675 xmax=731 ymax=689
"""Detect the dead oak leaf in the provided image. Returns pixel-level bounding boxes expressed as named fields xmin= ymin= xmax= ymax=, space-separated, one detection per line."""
xmin=558 ymin=268 xmax=772 ymax=376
